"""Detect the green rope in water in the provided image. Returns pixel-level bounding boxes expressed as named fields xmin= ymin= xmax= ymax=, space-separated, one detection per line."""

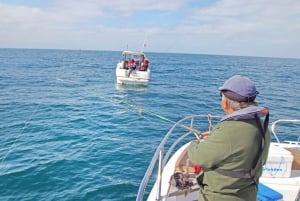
xmin=57 ymin=79 xmax=203 ymax=136
xmin=89 ymin=88 xmax=203 ymax=135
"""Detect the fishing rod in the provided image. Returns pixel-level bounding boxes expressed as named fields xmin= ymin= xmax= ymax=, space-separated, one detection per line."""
xmin=140 ymin=107 xmax=205 ymax=137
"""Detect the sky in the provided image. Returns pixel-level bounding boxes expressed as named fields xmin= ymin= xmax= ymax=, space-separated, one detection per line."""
xmin=0 ymin=0 xmax=300 ymax=58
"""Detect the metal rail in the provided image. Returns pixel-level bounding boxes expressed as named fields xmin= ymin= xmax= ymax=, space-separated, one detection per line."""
xmin=136 ymin=117 xmax=300 ymax=201
xmin=136 ymin=114 xmax=219 ymax=201
xmin=270 ymin=119 xmax=300 ymax=143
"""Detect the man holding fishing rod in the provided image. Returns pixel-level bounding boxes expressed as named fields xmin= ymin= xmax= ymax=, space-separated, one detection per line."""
xmin=188 ymin=75 xmax=270 ymax=201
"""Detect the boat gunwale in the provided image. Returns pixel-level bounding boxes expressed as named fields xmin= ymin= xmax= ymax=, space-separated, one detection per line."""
xmin=136 ymin=117 xmax=300 ymax=201
xmin=136 ymin=114 xmax=220 ymax=201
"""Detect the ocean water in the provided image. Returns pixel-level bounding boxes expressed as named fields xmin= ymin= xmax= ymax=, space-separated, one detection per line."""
xmin=0 ymin=48 xmax=300 ymax=201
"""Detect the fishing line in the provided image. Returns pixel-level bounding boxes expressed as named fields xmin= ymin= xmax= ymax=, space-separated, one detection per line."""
xmin=1 ymin=78 xmax=82 ymax=167
xmin=56 ymin=78 xmax=208 ymax=137
xmin=0 ymin=77 xmax=210 ymax=168
xmin=1 ymin=103 xmax=41 ymax=167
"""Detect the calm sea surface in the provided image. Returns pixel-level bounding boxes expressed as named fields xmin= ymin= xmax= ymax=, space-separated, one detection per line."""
xmin=0 ymin=48 xmax=300 ymax=201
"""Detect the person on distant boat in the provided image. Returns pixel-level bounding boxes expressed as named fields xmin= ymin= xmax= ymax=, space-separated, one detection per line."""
xmin=188 ymin=75 xmax=270 ymax=201
xmin=124 ymin=60 xmax=129 ymax=69
xmin=128 ymin=59 xmax=136 ymax=77
xmin=140 ymin=58 xmax=149 ymax=71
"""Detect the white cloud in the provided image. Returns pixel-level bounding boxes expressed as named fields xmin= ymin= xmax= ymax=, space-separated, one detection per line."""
xmin=178 ymin=0 xmax=300 ymax=57
xmin=189 ymin=0 xmax=300 ymax=34
xmin=0 ymin=0 xmax=299 ymax=58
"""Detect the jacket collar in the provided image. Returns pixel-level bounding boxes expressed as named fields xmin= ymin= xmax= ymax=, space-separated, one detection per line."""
xmin=221 ymin=105 xmax=268 ymax=122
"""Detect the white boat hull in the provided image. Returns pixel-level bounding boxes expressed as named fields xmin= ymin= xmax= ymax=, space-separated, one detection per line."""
xmin=259 ymin=142 xmax=300 ymax=201
xmin=116 ymin=68 xmax=150 ymax=86
xmin=147 ymin=142 xmax=300 ymax=201
xmin=147 ymin=143 xmax=200 ymax=201
xmin=136 ymin=116 xmax=300 ymax=201
xmin=116 ymin=50 xmax=150 ymax=86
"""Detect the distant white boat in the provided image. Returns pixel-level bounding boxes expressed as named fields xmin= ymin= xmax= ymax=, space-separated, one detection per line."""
xmin=136 ymin=115 xmax=300 ymax=201
xmin=116 ymin=50 xmax=150 ymax=85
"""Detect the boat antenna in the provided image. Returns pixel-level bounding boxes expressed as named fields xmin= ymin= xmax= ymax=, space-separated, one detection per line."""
xmin=141 ymin=33 xmax=148 ymax=52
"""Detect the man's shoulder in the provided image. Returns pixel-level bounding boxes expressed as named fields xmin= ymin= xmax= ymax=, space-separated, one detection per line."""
xmin=214 ymin=119 xmax=258 ymax=136
xmin=216 ymin=119 xmax=253 ymax=128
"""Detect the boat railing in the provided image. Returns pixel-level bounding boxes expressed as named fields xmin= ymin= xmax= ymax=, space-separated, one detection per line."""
xmin=271 ymin=119 xmax=300 ymax=144
xmin=136 ymin=117 xmax=300 ymax=201
xmin=136 ymin=114 xmax=220 ymax=201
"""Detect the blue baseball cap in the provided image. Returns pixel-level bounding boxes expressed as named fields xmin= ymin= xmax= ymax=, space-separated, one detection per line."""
xmin=219 ymin=75 xmax=259 ymax=102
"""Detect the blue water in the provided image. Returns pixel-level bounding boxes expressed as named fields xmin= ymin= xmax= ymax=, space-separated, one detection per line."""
xmin=0 ymin=48 xmax=299 ymax=201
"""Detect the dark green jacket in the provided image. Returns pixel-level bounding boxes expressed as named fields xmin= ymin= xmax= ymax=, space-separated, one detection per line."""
xmin=188 ymin=117 xmax=270 ymax=201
